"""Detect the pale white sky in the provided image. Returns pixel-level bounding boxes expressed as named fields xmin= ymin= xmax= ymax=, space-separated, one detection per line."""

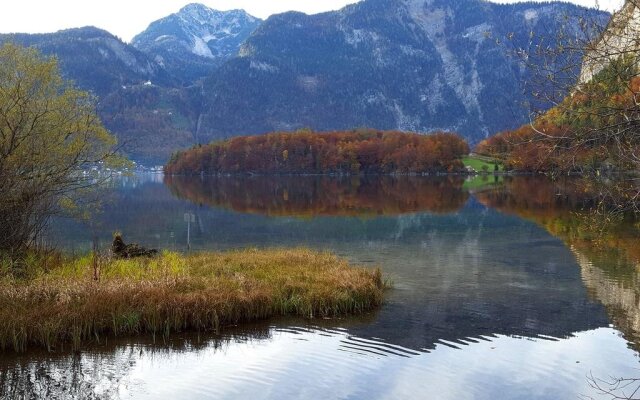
xmin=0 ymin=0 xmax=625 ymax=42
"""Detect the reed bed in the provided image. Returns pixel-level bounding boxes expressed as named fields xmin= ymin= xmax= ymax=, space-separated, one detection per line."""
xmin=0 ymin=248 xmax=385 ymax=353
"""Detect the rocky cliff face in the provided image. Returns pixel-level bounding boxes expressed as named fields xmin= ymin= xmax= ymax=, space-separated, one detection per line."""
xmin=579 ymin=0 xmax=640 ymax=84
xmin=576 ymin=248 xmax=640 ymax=350
xmin=132 ymin=4 xmax=261 ymax=83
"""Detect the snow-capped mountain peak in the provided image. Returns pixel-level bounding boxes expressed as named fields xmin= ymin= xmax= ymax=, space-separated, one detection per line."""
xmin=132 ymin=3 xmax=262 ymax=82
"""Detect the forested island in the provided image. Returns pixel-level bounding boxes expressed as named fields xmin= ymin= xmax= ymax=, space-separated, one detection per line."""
xmin=165 ymin=130 xmax=470 ymax=175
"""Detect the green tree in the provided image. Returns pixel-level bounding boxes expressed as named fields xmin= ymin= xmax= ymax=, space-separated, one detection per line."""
xmin=0 ymin=43 xmax=125 ymax=255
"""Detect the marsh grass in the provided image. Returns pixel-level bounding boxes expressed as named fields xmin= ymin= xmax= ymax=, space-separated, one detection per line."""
xmin=0 ymin=248 xmax=385 ymax=352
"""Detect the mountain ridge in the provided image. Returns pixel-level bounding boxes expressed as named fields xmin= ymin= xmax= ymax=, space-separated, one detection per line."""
xmin=0 ymin=1 xmax=610 ymax=164
xmin=131 ymin=3 xmax=262 ymax=83
xmin=198 ymin=0 xmax=608 ymax=145
xmin=0 ymin=26 xmax=173 ymax=97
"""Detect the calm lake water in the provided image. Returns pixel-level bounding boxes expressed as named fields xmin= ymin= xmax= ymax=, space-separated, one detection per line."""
xmin=2 ymin=175 xmax=640 ymax=399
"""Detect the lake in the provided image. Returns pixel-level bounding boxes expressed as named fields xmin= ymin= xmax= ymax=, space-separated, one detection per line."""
xmin=1 ymin=175 xmax=639 ymax=399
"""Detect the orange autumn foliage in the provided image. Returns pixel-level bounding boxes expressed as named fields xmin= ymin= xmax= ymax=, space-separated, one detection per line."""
xmin=165 ymin=129 xmax=470 ymax=175
xmin=476 ymin=64 xmax=640 ymax=173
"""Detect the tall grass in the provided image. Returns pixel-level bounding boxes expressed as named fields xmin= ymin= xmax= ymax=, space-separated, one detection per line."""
xmin=0 ymin=248 xmax=385 ymax=352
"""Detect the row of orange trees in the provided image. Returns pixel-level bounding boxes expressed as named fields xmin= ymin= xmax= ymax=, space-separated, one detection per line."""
xmin=165 ymin=129 xmax=469 ymax=175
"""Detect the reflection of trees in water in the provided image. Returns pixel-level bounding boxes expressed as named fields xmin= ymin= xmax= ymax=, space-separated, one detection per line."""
xmin=474 ymin=176 xmax=640 ymax=270
xmin=0 ymin=350 xmax=132 ymax=399
xmin=0 ymin=326 xmax=272 ymax=399
xmin=164 ymin=175 xmax=469 ymax=217
xmin=475 ymin=176 xmax=640 ymax=352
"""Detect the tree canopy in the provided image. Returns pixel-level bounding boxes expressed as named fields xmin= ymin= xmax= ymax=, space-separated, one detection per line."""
xmin=476 ymin=56 xmax=640 ymax=174
xmin=0 ymin=43 xmax=124 ymax=254
xmin=165 ymin=129 xmax=469 ymax=175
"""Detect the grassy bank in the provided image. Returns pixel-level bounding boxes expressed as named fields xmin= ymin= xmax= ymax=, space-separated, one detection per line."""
xmin=0 ymin=248 xmax=385 ymax=352
xmin=463 ymin=155 xmax=503 ymax=173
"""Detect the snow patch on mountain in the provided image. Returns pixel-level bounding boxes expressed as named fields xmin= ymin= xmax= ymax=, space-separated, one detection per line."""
xmin=192 ymin=36 xmax=214 ymax=58
xmin=463 ymin=23 xmax=491 ymax=42
xmin=342 ymin=28 xmax=382 ymax=48
xmin=524 ymin=9 xmax=539 ymax=21
xmin=393 ymin=101 xmax=420 ymax=131
xmin=171 ymin=4 xmax=260 ymax=58
xmin=250 ymin=60 xmax=278 ymax=73
xmin=132 ymin=3 xmax=262 ymax=80
xmin=297 ymin=76 xmax=321 ymax=93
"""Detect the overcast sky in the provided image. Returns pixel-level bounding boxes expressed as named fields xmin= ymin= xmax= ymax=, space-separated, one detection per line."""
xmin=0 ymin=0 xmax=625 ymax=42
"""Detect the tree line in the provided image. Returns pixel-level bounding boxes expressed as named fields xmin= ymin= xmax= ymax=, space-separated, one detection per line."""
xmin=165 ymin=130 xmax=470 ymax=175
xmin=476 ymin=56 xmax=640 ymax=174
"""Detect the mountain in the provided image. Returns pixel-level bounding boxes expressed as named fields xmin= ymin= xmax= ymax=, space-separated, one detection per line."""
xmin=197 ymin=0 xmax=608 ymax=145
xmin=0 ymin=27 xmax=199 ymax=164
xmin=0 ymin=27 xmax=173 ymax=97
xmin=0 ymin=1 xmax=609 ymax=164
xmin=474 ymin=0 xmax=640 ymax=174
xmin=132 ymin=4 xmax=262 ymax=83
xmin=97 ymin=83 xmax=202 ymax=165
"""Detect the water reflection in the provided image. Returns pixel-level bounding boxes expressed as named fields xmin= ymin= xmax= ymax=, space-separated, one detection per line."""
xmin=475 ymin=177 xmax=640 ymax=352
xmin=27 ymin=175 xmax=640 ymax=399
xmin=1 ymin=324 xmax=636 ymax=400
xmin=165 ymin=175 xmax=469 ymax=216
xmin=0 ymin=325 xmax=272 ymax=400
xmin=49 ymin=176 xmax=613 ymax=349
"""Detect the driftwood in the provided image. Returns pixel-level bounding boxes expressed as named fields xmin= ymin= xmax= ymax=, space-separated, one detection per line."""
xmin=111 ymin=234 xmax=158 ymax=258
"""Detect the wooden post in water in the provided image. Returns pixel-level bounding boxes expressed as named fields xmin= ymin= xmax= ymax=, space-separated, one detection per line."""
xmin=184 ymin=212 xmax=195 ymax=251
xmin=92 ymin=236 xmax=100 ymax=281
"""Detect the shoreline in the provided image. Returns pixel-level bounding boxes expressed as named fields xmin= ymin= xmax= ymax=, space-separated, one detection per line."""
xmin=162 ymin=171 xmax=534 ymax=177
xmin=0 ymin=248 xmax=386 ymax=353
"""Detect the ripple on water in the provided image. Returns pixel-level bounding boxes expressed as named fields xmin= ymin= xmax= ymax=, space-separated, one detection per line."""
xmin=1 ymin=325 xmax=639 ymax=400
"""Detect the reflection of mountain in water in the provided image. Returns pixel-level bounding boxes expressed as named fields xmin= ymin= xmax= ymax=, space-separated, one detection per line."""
xmin=575 ymin=250 xmax=640 ymax=349
xmin=475 ymin=176 xmax=640 ymax=351
xmin=339 ymin=202 xmax=608 ymax=351
xmin=165 ymin=175 xmax=469 ymax=217
xmin=49 ymin=176 xmax=610 ymax=354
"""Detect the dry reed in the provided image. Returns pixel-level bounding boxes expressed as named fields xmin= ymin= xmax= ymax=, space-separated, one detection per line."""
xmin=0 ymin=248 xmax=385 ymax=352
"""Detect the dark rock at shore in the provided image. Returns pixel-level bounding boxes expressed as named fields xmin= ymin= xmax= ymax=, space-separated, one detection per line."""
xmin=112 ymin=235 xmax=158 ymax=258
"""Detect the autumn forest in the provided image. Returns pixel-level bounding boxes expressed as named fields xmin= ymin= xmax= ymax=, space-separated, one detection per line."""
xmin=165 ymin=129 xmax=470 ymax=175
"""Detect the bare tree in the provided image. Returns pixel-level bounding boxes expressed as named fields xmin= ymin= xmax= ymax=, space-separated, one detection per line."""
xmin=584 ymin=372 xmax=640 ymax=400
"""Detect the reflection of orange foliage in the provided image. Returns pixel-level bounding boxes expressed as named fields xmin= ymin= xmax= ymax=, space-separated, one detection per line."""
xmin=475 ymin=177 xmax=640 ymax=268
xmin=165 ymin=130 xmax=469 ymax=175
xmin=164 ymin=176 xmax=468 ymax=217
xmin=476 ymin=177 xmax=640 ymax=349
xmin=475 ymin=177 xmax=584 ymax=217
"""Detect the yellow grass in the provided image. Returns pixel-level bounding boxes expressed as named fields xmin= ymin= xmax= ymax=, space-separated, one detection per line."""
xmin=0 ymin=248 xmax=385 ymax=352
